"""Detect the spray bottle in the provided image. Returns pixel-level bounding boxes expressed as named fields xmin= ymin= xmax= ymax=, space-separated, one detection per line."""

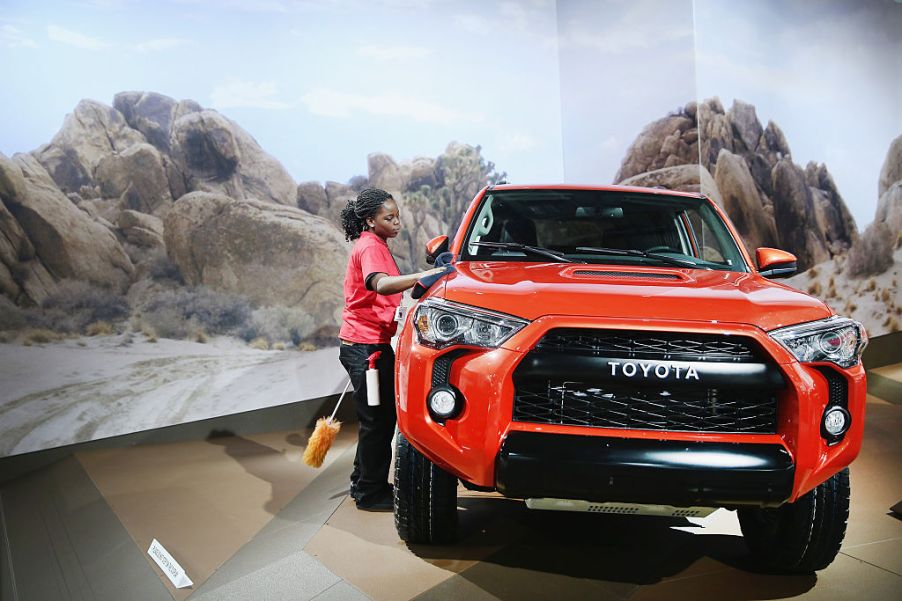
xmin=366 ymin=351 xmax=382 ymax=406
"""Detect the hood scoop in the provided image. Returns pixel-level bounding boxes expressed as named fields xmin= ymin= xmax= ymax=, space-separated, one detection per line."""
xmin=571 ymin=269 xmax=682 ymax=281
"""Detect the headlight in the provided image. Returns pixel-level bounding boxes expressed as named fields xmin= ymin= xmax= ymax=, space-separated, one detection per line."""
xmin=413 ymin=298 xmax=529 ymax=349
xmin=769 ymin=316 xmax=868 ymax=368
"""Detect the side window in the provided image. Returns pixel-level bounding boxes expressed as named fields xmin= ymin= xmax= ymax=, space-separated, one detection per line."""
xmin=467 ymin=196 xmax=495 ymax=255
xmin=688 ymin=212 xmax=728 ymax=263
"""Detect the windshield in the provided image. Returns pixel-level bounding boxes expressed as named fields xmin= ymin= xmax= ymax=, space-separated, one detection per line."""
xmin=459 ymin=189 xmax=748 ymax=272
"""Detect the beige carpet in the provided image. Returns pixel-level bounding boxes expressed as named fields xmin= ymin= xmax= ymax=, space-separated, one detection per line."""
xmin=77 ymin=426 xmax=357 ymax=600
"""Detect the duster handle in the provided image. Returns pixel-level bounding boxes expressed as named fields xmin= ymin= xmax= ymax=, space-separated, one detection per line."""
xmin=329 ymin=379 xmax=352 ymax=421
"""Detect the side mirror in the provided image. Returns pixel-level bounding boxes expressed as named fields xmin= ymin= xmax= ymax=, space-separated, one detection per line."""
xmin=425 ymin=235 xmax=449 ymax=264
xmin=756 ymin=247 xmax=798 ymax=279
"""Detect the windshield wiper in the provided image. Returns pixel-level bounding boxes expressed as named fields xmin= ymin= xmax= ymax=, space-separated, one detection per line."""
xmin=471 ymin=241 xmax=579 ymax=263
xmin=575 ymin=246 xmax=702 ymax=269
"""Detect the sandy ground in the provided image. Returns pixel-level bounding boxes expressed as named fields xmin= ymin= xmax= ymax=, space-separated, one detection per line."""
xmin=784 ymin=246 xmax=901 ymax=337
xmin=0 ymin=334 xmax=346 ymax=457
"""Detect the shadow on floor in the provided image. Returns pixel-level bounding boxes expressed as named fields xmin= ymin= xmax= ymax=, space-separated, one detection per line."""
xmin=409 ymin=497 xmax=817 ymax=600
xmin=206 ymin=430 xmax=304 ymax=515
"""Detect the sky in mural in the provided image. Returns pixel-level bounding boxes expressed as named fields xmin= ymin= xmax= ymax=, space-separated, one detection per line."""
xmin=2 ymin=0 xmax=899 ymax=229
xmin=0 ymin=0 xmax=564 ymax=185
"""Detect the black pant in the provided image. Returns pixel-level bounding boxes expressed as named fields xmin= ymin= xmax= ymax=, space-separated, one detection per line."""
xmin=338 ymin=342 xmax=397 ymax=505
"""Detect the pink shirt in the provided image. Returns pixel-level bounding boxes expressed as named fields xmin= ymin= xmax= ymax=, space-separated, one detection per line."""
xmin=339 ymin=231 xmax=402 ymax=344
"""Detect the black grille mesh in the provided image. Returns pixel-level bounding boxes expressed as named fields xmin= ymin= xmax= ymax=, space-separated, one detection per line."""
xmin=515 ymin=329 xmax=778 ymax=434
xmin=432 ymin=350 xmax=469 ymax=387
xmin=536 ymin=329 xmax=757 ymax=362
xmin=513 ymin=382 xmax=777 ymax=433
xmin=815 ymin=367 xmax=848 ymax=407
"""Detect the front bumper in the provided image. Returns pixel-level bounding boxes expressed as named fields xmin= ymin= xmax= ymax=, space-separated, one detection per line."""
xmin=496 ymin=431 xmax=794 ymax=507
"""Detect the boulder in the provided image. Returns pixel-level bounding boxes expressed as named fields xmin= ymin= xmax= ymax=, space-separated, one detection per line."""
xmin=170 ymin=110 xmax=297 ymax=206
xmin=727 ymin=100 xmax=763 ymax=153
xmin=114 ymin=91 xmax=177 ymax=152
xmin=95 ymin=143 xmax=173 ymax=215
xmin=876 ymin=182 xmax=902 ymax=234
xmin=879 ymin=134 xmax=902 ymax=198
xmin=614 ymin=114 xmax=695 ymax=182
xmin=697 ymin=98 xmax=734 ymax=170
xmin=805 ymin=162 xmax=857 ymax=253
xmin=118 ymin=210 xmax=165 ymax=249
xmin=9 ymin=153 xmax=134 ymax=292
xmin=368 ymin=153 xmax=403 ymax=194
xmin=404 ymin=157 xmax=440 ymax=191
xmin=714 ymin=149 xmax=778 ymax=251
xmin=324 ymin=181 xmax=356 ymax=226
xmin=771 ymin=159 xmax=830 ymax=270
xmin=164 ymin=192 xmax=348 ymax=326
xmin=758 ymin=121 xmax=791 ymax=168
xmin=0 ymin=153 xmax=52 ymax=304
xmin=297 ymin=181 xmax=329 ymax=216
xmin=32 ymin=99 xmax=146 ymax=194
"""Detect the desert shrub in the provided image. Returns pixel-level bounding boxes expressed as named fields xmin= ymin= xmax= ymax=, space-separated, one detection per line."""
xmin=848 ymin=222 xmax=894 ymax=277
xmin=240 ymin=305 xmax=315 ymax=345
xmin=86 ymin=321 xmax=114 ymax=336
xmin=0 ymin=296 xmax=26 ymax=331
xmin=249 ymin=337 xmax=270 ymax=350
xmin=141 ymin=323 xmax=158 ymax=342
xmin=141 ymin=287 xmax=251 ymax=339
xmin=808 ymin=266 xmax=819 ymax=278
xmin=807 ymin=281 xmax=822 ymax=296
xmin=23 ymin=328 xmax=62 ymax=345
xmin=297 ymin=341 xmax=317 ymax=352
xmin=272 ymin=342 xmax=286 ymax=351
xmin=35 ymin=280 xmax=129 ymax=333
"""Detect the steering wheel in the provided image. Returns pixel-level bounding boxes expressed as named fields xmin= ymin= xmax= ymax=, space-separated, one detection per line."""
xmin=645 ymin=245 xmax=680 ymax=254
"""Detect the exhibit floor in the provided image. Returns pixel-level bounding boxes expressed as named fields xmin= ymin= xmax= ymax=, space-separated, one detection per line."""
xmin=1 ymin=368 xmax=900 ymax=600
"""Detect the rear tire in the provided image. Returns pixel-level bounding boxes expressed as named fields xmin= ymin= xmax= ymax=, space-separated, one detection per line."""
xmin=394 ymin=432 xmax=458 ymax=544
xmin=738 ymin=467 xmax=850 ymax=573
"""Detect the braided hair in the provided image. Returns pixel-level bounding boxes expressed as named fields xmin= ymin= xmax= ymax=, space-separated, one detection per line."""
xmin=340 ymin=188 xmax=394 ymax=241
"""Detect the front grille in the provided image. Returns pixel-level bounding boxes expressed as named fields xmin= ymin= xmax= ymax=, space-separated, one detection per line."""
xmin=513 ymin=382 xmax=778 ymax=433
xmin=514 ymin=329 xmax=780 ymax=434
xmin=536 ymin=328 xmax=757 ymax=362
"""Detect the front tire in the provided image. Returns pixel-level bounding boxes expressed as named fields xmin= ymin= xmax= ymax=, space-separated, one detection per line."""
xmin=394 ymin=432 xmax=458 ymax=544
xmin=738 ymin=467 xmax=850 ymax=573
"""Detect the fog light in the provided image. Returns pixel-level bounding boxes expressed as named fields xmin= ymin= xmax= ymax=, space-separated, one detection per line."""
xmin=427 ymin=386 xmax=462 ymax=421
xmin=823 ymin=406 xmax=850 ymax=437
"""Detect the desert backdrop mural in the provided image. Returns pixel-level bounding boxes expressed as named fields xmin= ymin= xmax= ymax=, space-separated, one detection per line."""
xmin=1 ymin=0 xmax=899 ymax=456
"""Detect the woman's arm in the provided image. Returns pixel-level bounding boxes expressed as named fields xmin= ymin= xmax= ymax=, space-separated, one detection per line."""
xmin=370 ymin=267 xmax=447 ymax=295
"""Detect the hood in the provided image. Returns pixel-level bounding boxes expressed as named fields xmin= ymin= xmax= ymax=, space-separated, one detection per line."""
xmin=438 ymin=262 xmax=831 ymax=331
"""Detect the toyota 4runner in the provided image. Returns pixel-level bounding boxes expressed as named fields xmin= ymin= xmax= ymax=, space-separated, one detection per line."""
xmin=393 ymin=184 xmax=867 ymax=573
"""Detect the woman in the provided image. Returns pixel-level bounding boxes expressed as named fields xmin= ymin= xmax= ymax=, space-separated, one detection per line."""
xmin=339 ymin=188 xmax=445 ymax=511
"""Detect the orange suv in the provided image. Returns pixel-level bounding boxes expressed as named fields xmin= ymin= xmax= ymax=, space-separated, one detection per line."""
xmin=393 ymin=184 xmax=867 ymax=573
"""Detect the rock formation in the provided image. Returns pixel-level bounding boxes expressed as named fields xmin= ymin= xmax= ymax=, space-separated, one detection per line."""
xmin=876 ymin=134 xmax=902 ymax=235
xmin=164 ymin=192 xmax=347 ymax=326
xmin=0 ymin=152 xmax=135 ymax=304
xmin=615 ymin=98 xmax=858 ymax=270
xmin=0 ymin=91 xmax=501 ymax=336
xmin=296 ymin=142 xmax=502 ymax=273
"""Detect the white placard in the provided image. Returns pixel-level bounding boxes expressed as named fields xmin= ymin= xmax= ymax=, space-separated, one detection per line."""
xmin=147 ymin=538 xmax=193 ymax=589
